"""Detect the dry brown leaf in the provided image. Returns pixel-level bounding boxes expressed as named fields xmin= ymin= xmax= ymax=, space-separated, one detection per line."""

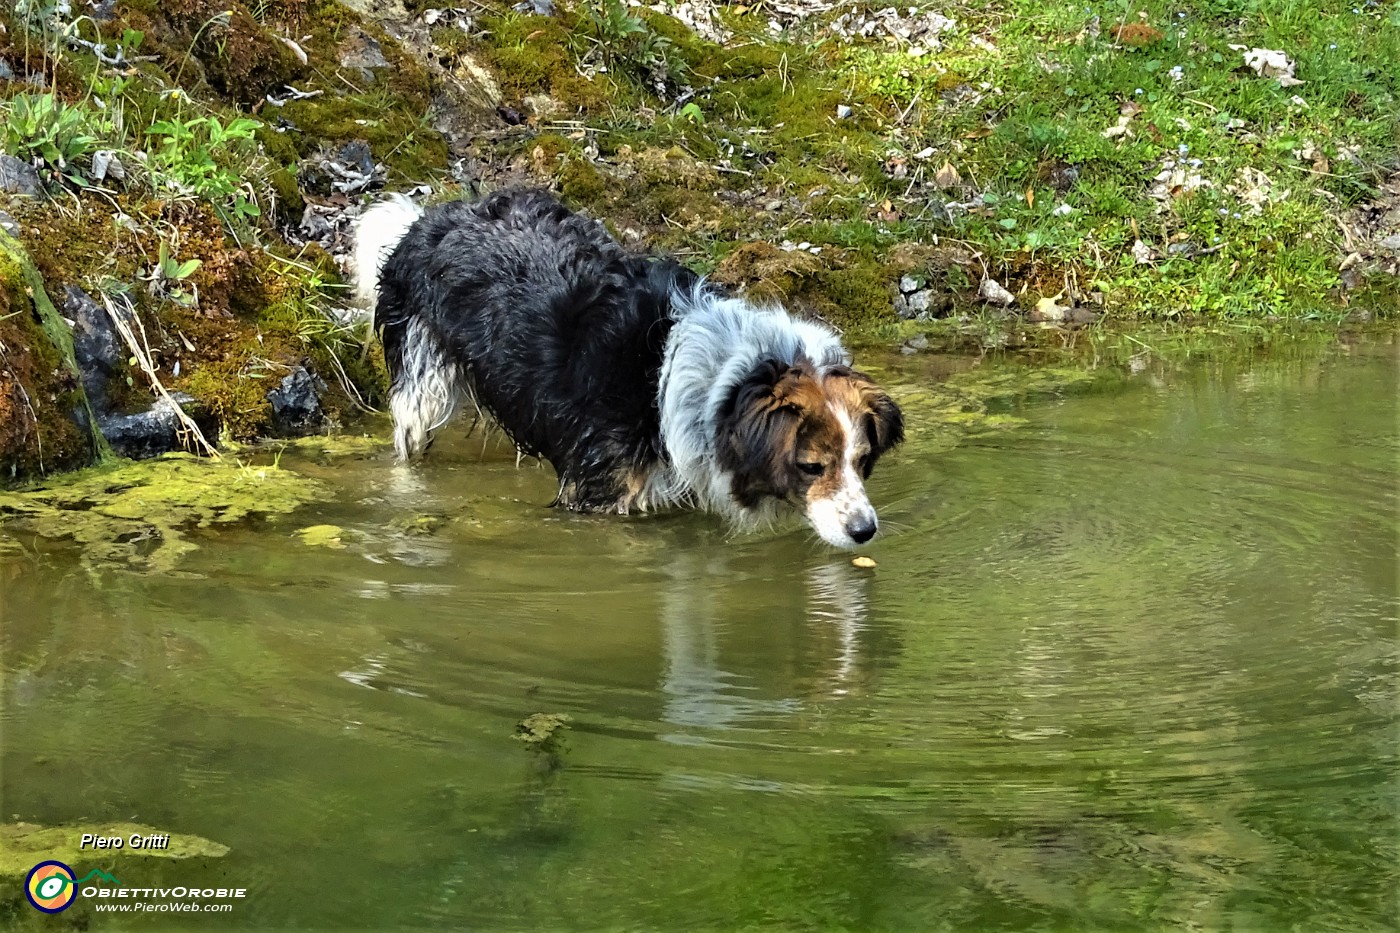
xmin=852 ymin=556 xmax=878 ymax=568
xmin=934 ymin=160 xmax=961 ymax=189
xmin=1025 ymin=187 xmax=1035 ymax=209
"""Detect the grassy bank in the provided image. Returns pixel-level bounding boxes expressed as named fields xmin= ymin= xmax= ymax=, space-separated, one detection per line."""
xmin=0 ymin=0 xmax=1395 ymax=475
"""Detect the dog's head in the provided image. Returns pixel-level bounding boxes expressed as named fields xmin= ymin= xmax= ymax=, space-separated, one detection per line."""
xmin=718 ymin=359 xmax=904 ymax=548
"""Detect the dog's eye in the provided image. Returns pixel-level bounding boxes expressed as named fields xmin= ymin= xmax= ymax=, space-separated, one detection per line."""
xmin=797 ymin=461 xmax=825 ymax=476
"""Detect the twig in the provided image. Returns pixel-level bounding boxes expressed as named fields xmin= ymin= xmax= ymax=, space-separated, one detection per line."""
xmin=897 ymin=90 xmax=922 ymax=125
xmin=98 ymin=290 xmax=219 ymax=458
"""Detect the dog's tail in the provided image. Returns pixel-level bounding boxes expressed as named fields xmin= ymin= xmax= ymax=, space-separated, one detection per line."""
xmin=352 ymin=193 xmax=423 ymax=312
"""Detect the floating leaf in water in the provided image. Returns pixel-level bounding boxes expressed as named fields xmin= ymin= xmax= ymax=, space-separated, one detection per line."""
xmin=852 ymin=556 xmax=878 ymax=568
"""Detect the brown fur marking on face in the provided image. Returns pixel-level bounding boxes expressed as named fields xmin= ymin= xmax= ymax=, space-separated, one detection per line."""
xmin=817 ymin=367 xmax=905 ymax=477
xmin=719 ymin=359 xmax=904 ymax=509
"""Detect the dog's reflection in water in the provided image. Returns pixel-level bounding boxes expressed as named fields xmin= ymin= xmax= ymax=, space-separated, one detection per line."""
xmin=658 ymin=558 xmax=875 ymax=742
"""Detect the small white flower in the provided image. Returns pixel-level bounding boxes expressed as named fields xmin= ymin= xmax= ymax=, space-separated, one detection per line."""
xmin=1135 ymin=87 xmax=1144 ymax=95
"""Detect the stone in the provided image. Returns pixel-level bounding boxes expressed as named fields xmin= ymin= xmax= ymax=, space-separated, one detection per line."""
xmin=267 ymin=367 xmax=326 ymax=433
xmin=906 ymin=290 xmax=934 ymax=313
xmin=0 ymin=155 xmax=42 ymax=197
xmin=97 ymin=394 xmax=215 ymax=460
xmin=337 ymin=140 xmax=375 ymax=178
xmin=63 ymin=286 xmax=123 ymax=410
xmin=339 ymin=30 xmax=390 ymax=80
xmin=899 ymin=275 xmax=920 ymax=294
xmin=1028 ymin=296 xmax=1067 ymax=323
xmin=1377 ymin=233 xmax=1400 ymax=252
xmin=0 ymin=210 xmax=19 ymax=237
xmin=978 ymin=278 xmax=1016 ymax=306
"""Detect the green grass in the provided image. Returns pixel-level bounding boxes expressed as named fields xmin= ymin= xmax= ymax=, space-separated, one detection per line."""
xmin=497 ymin=0 xmax=1396 ymax=321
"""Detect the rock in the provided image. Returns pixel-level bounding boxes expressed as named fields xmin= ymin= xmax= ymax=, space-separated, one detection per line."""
xmin=63 ymin=286 xmax=123 ymax=410
xmin=0 ymin=60 xmax=13 ymax=81
xmin=339 ymin=29 xmax=390 ymax=79
xmin=1377 ymin=234 xmax=1400 ymax=252
xmin=298 ymin=140 xmax=382 ymax=195
xmin=337 ymin=140 xmax=375 ymax=178
xmin=98 ymin=394 xmax=215 ymax=460
xmin=267 ymin=366 xmax=326 ymax=433
xmin=1065 ymin=306 xmax=1101 ymax=325
xmin=0 ymin=210 xmax=19 ymax=237
xmin=523 ymin=94 xmax=561 ymax=119
xmin=906 ymin=334 xmax=929 ymax=350
xmin=978 ymin=278 xmax=1017 ymax=306
xmin=899 ymin=275 xmax=921 ymax=294
xmin=1028 ymin=296 xmax=1067 ymax=323
xmin=0 ymin=154 xmax=41 ymax=197
xmin=907 ymin=290 xmax=934 ymax=314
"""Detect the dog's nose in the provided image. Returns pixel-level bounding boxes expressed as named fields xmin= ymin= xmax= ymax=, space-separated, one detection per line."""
xmin=846 ymin=516 xmax=877 ymax=544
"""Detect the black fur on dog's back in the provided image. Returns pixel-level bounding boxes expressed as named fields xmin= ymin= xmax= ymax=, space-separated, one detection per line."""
xmin=374 ymin=188 xmax=700 ymax=509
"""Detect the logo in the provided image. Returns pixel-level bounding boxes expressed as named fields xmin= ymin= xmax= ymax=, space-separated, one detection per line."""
xmin=24 ymin=862 xmax=122 ymax=913
xmin=26 ymin=861 xmax=77 ymax=913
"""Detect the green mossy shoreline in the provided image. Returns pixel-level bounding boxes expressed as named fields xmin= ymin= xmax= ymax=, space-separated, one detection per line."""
xmin=0 ymin=0 xmax=1395 ymax=483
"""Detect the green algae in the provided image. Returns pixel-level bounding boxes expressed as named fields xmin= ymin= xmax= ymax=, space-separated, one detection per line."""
xmin=0 ymin=453 xmax=329 ymax=571
xmin=0 ymin=822 xmax=229 ymax=877
xmin=296 ymin=523 xmax=346 ymax=548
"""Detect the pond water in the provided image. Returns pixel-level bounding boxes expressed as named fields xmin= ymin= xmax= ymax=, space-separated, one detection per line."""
xmin=3 ymin=333 xmax=1397 ymax=931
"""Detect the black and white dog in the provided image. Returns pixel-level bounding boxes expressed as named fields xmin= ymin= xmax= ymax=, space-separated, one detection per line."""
xmin=354 ymin=188 xmax=902 ymax=548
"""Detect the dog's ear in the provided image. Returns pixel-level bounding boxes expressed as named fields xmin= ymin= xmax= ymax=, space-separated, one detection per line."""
xmin=849 ymin=372 xmax=904 ymax=473
xmin=718 ymin=359 xmax=808 ymax=507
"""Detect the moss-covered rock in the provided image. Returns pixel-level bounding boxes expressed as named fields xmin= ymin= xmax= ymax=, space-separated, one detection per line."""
xmin=0 ymin=232 xmax=106 ymax=478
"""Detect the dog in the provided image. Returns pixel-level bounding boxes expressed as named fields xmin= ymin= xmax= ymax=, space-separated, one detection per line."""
xmin=354 ymin=188 xmax=903 ymax=548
